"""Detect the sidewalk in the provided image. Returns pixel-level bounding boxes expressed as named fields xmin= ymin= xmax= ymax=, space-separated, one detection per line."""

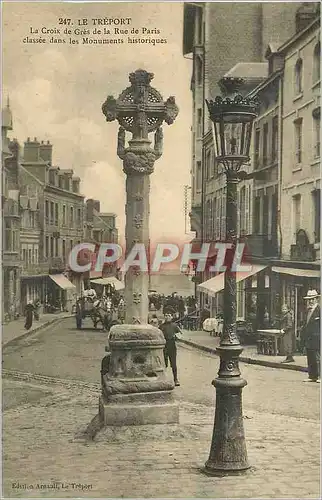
xmin=1 ymin=312 xmax=70 ymax=347
xmin=179 ymin=330 xmax=308 ymax=372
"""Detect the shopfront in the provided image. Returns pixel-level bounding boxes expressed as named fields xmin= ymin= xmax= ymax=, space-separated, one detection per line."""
xmin=271 ymin=266 xmax=320 ymax=338
xmin=46 ymin=274 xmax=76 ymax=312
xmin=198 ymin=264 xmax=268 ymax=324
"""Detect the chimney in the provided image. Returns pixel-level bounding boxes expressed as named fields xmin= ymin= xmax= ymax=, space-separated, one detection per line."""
xmin=23 ymin=137 xmax=40 ymax=162
xmin=62 ymin=169 xmax=73 ymax=190
xmin=39 ymin=140 xmax=53 ymax=165
xmin=72 ymin=177 xmax=80 ymax=193
xmin=295 ymin=3 xmax=319 ymax=33
xmin=86 ymin=199 xmax=100 ymax=222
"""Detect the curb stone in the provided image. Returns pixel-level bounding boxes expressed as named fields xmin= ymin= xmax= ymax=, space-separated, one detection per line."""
xmin=178 ymin=338 xmax=308 ymax=373
xmin=2 ymin=315 xmax=70 ymax=349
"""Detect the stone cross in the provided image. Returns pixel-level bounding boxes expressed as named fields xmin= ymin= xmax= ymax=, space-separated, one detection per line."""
xmin=102 ymin=69 xmax=179 ymax=324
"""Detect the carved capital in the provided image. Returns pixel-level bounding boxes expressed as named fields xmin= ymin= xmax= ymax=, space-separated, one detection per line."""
xmin=123 ymin=150 xmax=156 ymax=175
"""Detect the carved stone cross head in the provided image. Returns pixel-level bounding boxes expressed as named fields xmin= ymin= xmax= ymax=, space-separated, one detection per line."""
xmin=102 ymin=69 xmax=179 ymax=141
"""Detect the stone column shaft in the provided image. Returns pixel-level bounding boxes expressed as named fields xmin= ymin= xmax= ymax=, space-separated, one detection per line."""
xmin=125 ymin=173 xmax=150 ymax=324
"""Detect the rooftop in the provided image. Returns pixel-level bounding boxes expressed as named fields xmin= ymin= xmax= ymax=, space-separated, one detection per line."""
xmin=99 ymin=212 xmax=117 ymax=218
xmin=224 ymin=62 xmax=268 ymax=80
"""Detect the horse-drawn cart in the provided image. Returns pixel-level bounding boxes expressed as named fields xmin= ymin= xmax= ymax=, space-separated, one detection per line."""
xmin=75 ymin=294 xmax=120 ymax=331
xmin=75 ymin=276 xmax=125 ymax=331
xmin=75 ymin=296 xmax=97 ymax=329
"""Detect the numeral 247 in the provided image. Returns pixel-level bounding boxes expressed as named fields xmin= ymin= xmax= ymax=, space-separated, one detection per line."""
xmin=59 ymin=18 xmax=72 ymax=25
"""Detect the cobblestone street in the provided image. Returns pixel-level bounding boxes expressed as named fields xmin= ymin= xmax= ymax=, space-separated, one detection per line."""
xmin=2 ymin=319 xmax=320 ymax=498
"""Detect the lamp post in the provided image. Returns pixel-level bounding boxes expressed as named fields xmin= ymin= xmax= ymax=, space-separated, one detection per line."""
xmin=204 ymin=77 xmax=259 ymax=474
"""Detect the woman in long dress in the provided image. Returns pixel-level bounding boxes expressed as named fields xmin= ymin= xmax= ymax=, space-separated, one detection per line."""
xmin=24 ymin=302 xmax=34 ymax=330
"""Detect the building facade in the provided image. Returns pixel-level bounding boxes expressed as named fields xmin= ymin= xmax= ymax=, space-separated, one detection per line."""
xmin=21 ymin=138 xmax=85 ymax=311
xmin=183 ymin=1 xmax=301 ymax=242
xmin=2 ymin=107 xmax=120 ymax=322
xmin=2 ymin=102 xmax=21 ymax=320
xmin=272 ymin=12 xmax=320 ymax=332
xmin=19 ymin=164 xmax=45 ymax=310
xmin=182 ymin=2 xmax=320 ymax=333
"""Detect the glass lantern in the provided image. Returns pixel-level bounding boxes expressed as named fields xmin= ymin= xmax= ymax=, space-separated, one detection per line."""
xmin=206 ymin=77 xmax=259 ymax=172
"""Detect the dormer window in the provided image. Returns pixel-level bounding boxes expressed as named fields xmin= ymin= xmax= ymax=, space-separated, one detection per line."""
xmin=294 ymin=58 xmax=303 ymax=95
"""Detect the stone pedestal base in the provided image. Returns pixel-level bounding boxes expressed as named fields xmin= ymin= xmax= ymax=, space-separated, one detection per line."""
xmin=99 ymin=391 xmax=179 ymax=426
xmin=100 ymin=324 xmax=178 ymax=426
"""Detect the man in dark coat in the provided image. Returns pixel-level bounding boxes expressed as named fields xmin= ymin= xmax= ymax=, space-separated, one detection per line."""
xmin=301 ymin=290 xmax=320 ymax=383
xmin=159 ymin=308 xmax=182 ymax=386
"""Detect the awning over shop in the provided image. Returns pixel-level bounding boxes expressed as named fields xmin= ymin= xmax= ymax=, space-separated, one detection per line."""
xmin=198 ymin=264 xmax=267 ymax=297
xmin=49 ymin=274 xmax=76 ymax=290
xmin=272 ymin=266 xmax=320 ymax=279
xmin=90 ymin=276 xmax=125 ymax=290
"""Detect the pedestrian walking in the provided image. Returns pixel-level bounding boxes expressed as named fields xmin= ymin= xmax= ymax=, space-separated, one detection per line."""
xmin=159 ymin=308 xmax=182 ymax=386
xmin=24 ymin=302 xmax=34 ymax=330
xmin=280 ymin=304 xmax=295 ymax=363
xmin=301 ymin=289 xmax=320 ymax=383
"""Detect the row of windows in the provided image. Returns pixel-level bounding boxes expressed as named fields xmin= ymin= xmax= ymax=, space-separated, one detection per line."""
xmin=44 ymin=236 xmax=81 ymax=259
xmin=45 ymin=200 xmax=82 ymax=227
xmin=293 ymin=42 xmax=320 ymax=96
xmin=204 ymin=186 xmax=253 ymax=240
xmin=21 ymin=246 xmax=39 ymax=265
xmin=254 ymin=112 xmax=320 ymax=168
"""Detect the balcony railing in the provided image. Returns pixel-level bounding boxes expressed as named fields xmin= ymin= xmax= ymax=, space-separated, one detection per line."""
xmin=290 ymin=243 xmax=316 ymax=262
xmin=243 ymin=234 xmax=279 ymax=259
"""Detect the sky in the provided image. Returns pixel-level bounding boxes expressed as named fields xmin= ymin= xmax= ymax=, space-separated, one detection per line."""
xmin=2 ymin=1 xmax=194 ymax=246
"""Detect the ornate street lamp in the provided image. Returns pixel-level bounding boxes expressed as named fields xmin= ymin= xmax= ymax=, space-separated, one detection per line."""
xmin=204 ymin=77 xmax=259 ymax=474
